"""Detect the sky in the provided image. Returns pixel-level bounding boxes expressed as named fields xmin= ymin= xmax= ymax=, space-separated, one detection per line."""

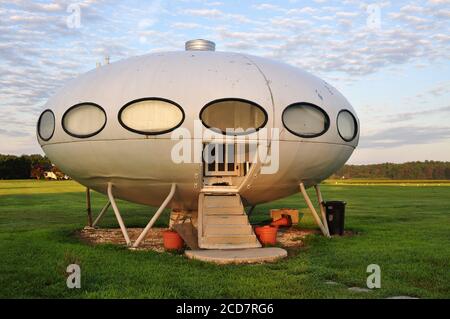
xmin=0 ymin=0 xmax=449 ymax=164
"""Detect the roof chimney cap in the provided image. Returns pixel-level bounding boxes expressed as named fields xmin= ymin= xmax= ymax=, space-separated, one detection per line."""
xmin=185 ymin=39 xmax=215 ymax=51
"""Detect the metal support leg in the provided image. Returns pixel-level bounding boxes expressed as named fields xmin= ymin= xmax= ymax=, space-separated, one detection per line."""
xmin=86 ymin=188 xmax=93 ymax=227
xmin=107 ymin=182 xmax=131 ymax=246
xmin=299 ymin=183 xmax=330 ymax=238
xmin=92 ymin=200 xmax=111 ymax=227
xmin=133 ymin=183 xmax=176 ymax=248
xmin=314 ymin=185 xmax=330 ymax=237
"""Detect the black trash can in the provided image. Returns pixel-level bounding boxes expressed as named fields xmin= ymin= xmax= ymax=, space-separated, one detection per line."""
xmin=324 ymin=201 xmax=346 ymax=236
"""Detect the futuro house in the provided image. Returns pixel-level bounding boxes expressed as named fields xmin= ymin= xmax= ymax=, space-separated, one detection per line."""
xmin=37 ymin=40 xmax=359 ymax=249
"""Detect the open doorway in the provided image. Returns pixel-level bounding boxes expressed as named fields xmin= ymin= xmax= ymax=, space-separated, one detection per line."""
xmin=202 ymin=142 xmax=255 ymax=188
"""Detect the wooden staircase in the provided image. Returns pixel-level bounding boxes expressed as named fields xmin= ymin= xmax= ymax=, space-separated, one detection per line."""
xmin=198 ymin=193 xmax=261 ymax=249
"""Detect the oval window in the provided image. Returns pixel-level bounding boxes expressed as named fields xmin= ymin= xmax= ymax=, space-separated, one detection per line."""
xmin=337 ymin=110 xmax=357 ymax=141
xmin=282 ymin=102 xmax=329 ymax=138
xmin=200 ymin=99 xmax=267 ymax=135
xmin=119 ymin=98 xmax=184 ymax=135
xmin=62 ymin=103 xmax=106 ymax=138
xmin=38 ymin=109 xmax=55 ymax=141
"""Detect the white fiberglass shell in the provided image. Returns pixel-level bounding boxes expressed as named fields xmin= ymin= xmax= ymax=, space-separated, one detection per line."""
xmin=37 ymin=50 xmax=359 ymax=209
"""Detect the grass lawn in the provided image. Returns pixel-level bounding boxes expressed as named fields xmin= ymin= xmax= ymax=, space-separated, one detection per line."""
xmin=0 ymin=180 xmax=449 ymax=298
xmin=325 ymin=179 xmax=450 ymax=186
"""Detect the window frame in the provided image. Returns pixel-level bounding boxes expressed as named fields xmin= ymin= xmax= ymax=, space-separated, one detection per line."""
xmin=282 ymin=102 xmax=330 ymax=138
xmin=118 ymin=97 xmax=185 ymax=135
xmin=337 ymin=109 xmax=358 ymax=142
xmin=37 ymin=109 xmax=56 ymax=141
xmin=199 ymin=98 xmax=268 ymax=136
xmin=61 ymin=102 xmax=107 ymax=138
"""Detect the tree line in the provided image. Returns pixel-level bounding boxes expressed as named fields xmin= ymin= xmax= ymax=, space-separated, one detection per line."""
xmin=1 ymin=154 xmax=449 ymax=180
xmin=331 ymin=161 xmax=450 ymax=180
xmin=0 ymin=154 xmax=65 ymax=180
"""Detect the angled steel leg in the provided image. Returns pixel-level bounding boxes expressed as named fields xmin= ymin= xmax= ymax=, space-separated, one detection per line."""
xmin=314 ymin=184 xmax=330 ymax=236
xmin=92 ymin=200 xmax=111 ymax=227
xmin=299 ymin=183 xmax=330 ymax=238
xmin=107 ymin=182 xmax=131 ymax=246
xmin=133 ymin=183 xmax=177 ymax=248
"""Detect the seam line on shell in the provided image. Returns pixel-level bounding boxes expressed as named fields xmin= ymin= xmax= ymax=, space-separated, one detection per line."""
xmin=242 ymin=55 xmax=276 ymax=132
xmin=41 ymin=139 xmax=356 ymax=149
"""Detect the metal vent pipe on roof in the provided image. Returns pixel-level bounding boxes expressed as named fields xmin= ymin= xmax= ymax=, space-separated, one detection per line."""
xmin=185 ymin=39 xmax=216 ymax=51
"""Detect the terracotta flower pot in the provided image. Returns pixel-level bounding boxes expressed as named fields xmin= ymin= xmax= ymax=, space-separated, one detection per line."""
xmin=163 ymin=230 xmax=184 ymax=250
xmin=254 ymin=225 xmax=277 ymax=246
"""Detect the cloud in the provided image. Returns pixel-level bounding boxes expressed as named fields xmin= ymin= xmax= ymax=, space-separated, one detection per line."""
xmin=0 ymin=128 xmax=30 ymax=138
xmin=205 ymin=1 xmax=223 ymax=6
xmin=335 ymin=11 xmax=359 ymax=18
xmin=405 ymin=81 xmax=450 ymax=102
xmin=171 ymin=22 xmax=202 ymax=29
xmin=253 ymin=3 xmax=283 ymax=11
xmin=384 ymin=106 xmax=450 ymax=123
xmin=360 ymin=126 xmax=450 ymax=148
xmin=183 ymin=8 xmax=223 ymax=18
xmin=426 ymin=81 xmax=450 ymax=97
xmin=217 ymin=28 xmax=285 ymax=42
xmin=287 ymin=7 xmax=318 ymax=14
xmin=428 ymin=0 xmax=450 ymax=5
xmin=0 ymin=0 xmax=149 ymax=153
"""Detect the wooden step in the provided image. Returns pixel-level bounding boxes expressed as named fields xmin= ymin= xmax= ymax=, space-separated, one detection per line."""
xmin=203 ymin=195 xmax=241 ymax=207
xmin=204 ymin=224 xmax=253 ymax=236
xmin=201 ymin=234 xmax=261 ymax=249
xmin=199 ymin=242 xmax=262 ymax=250
xmin=201 ymin=187 xmax=238 ymax=194
xmin=205 ymin=215 xmax=249 ymax=225
xmin=204 ymin=206 xmax=243 ymax=215
xmin=198 ymin=193 xmax=260 ymax=249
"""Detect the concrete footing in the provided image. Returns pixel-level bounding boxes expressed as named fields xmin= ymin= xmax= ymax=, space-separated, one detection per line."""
xmin=185 ymin=247 xmax=288 ymax=264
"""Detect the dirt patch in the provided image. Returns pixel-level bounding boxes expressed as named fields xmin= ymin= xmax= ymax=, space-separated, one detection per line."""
xmin=276 ymin=228 xmax=317 ymax=248
xmin=77 ymin=227 xmax=167 ymax=253
xmin=77 ymin=227 xmax=356 ymax=254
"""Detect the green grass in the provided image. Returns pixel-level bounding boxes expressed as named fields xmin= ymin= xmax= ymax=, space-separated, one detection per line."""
xmin=325 ymin=179 xmax=450 ymax=186
xmin=0 ymin=180 xmax=449 ymax=298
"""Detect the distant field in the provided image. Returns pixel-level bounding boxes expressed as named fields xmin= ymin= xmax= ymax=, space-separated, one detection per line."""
xmin=0 ymin=180 xmax=449 ymax=298
xmin=325 ymin=179 xmax=450 ymax=186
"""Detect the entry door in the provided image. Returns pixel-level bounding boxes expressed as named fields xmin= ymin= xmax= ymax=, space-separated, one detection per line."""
xmin=203 ymin=143 xmax=239 ymax=177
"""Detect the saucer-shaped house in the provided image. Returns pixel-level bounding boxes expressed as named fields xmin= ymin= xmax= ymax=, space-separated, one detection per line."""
xmin=37 ymin=39 xmax=359 ymax=250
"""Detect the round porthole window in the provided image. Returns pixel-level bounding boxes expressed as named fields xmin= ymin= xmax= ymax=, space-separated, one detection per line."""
xmin=37 ymin=109 xmax=55 ymax=141
xmin=62 ymin=103 xmax=107 ymax=138
xmin=337 ymin=110 xmax=358 ymax=142
xmin=119 ymin=98 xmax=184 ymax=135
xmin=200 ymin=98 xmax=267 ymax=135
xmin=282 ymin=102 xmax=330 ymax=138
